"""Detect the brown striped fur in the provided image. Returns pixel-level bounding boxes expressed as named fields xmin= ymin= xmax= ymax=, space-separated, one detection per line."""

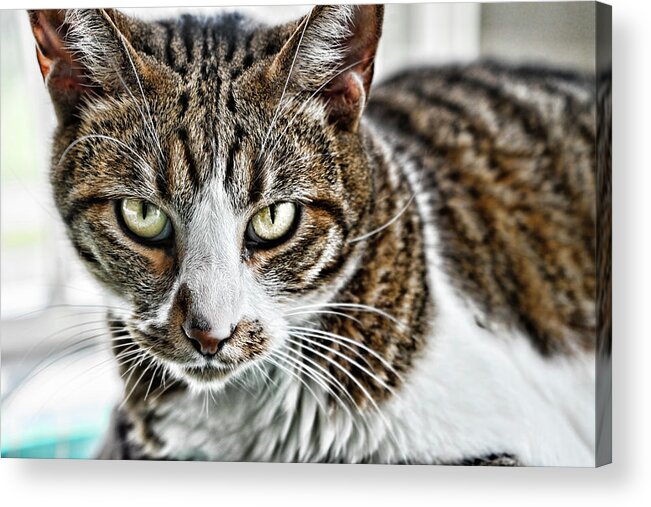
xmin=367 ymin=64 xmax=598 ymax=355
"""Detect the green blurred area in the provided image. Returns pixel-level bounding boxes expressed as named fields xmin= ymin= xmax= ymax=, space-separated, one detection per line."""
xmin=2 ymin=227 xmax=46 ymax=248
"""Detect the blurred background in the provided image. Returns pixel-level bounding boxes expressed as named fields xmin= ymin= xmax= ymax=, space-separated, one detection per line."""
xmin=1 ymin=2 xmax=598 ymax=458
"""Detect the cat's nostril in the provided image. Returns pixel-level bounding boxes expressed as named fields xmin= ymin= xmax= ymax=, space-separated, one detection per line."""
xmin=183 ymin=326 xmax=231 ymax=357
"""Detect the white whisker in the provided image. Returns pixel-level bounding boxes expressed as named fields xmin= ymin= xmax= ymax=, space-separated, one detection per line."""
xmin=288 ymin=325 xmax=403 ymax=382
xmin=274 ymin=346 xmax=354 ymax=419
xmin=258 ymin=14 xmax=311 ymax=155
xmin=286 ymin=335 xmax=395 ymax=395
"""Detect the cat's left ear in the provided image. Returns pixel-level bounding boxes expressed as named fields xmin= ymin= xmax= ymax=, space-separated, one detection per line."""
xmin=27 ymin=9 xmax=145 ymax=124
xmin=272 ymin=5 xmax=384 ymax=132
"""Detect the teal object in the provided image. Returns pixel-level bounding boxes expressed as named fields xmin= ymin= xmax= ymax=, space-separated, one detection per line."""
xmin=1 ymin=406 xmax=111 ymax=459
xmin=2 ymin=430 xmax=103 ymax=459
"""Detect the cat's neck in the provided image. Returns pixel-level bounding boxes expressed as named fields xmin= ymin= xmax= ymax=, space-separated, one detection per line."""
xmin=309 ymin=125 xmax=434 ymax=405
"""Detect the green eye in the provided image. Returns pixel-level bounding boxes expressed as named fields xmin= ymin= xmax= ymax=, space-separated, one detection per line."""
xmin=120 ymin=199 xmax=171 ymax=241
xmin=248 ymin=202 xmax=297 ymax=245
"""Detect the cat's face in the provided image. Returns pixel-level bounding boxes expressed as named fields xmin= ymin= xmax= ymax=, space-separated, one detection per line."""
xmin=30 ymin=6 xmax=384 ymax=389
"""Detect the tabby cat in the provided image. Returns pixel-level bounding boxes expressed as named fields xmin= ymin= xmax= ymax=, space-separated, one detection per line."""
xmin=27 ymin=4 xmax=608 ymax=465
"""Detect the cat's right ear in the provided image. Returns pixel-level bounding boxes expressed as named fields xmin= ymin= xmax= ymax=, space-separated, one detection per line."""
xmin=271 ymin=5 xmax=384 ymax=132
xmin=27 ymin=9 xmax=143 ymax=124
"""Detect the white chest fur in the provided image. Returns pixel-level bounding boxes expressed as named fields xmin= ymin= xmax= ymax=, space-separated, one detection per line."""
xmin=381 ymin=262 xmax=596 ymax=466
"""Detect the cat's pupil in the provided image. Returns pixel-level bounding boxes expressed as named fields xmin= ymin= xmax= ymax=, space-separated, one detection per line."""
xmin=142 ymin=203 xmax=149 ymax=220
xmin=269 ymin=204 xmax=276 ymax=223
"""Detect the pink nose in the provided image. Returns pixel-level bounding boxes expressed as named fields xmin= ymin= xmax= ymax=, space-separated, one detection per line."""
xmin=184 ymin=326 xmax=233 ymax=357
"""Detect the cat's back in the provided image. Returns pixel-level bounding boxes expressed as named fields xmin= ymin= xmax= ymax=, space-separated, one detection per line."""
xmin=366 ymin=62 xmax=597 ymax=355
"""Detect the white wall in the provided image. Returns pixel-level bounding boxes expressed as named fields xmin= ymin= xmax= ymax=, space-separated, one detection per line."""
xmin=481 ymin=2 xmax=597 ymax=72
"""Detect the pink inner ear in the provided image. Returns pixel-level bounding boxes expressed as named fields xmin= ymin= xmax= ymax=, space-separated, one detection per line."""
xmin=340 ymin=6 xmax=383 ymax=91
xmin=324 ymin=71 xmax=365 ymax=107
xmin=34 ymin=44 xmax=52 ymax=81
xmin=30 ymin=10 xmax=88 ymax=91
xmin=320 ymin=6 xmax=383 ymax=130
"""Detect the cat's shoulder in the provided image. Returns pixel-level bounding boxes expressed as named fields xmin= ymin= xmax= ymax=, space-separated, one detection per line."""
xmin=365 ymin=60 xmax=598 ymax=357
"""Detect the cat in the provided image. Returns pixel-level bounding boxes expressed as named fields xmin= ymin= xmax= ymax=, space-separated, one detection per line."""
xmin=26 ymin=4 xmax=609 ymax=465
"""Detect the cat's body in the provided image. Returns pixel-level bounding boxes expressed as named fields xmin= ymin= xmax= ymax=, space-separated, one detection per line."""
xmin=27 ymin=6 xmax=606 ymax=466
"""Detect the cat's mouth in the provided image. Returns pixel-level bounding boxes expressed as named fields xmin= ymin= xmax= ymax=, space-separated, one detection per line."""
xmin=164 ymin=350 xmax=253 ymax=388
xmin=130 ymin=319 xmax=273 ymax=389
xmin=156 ymin=355 xmax=247 ymax=390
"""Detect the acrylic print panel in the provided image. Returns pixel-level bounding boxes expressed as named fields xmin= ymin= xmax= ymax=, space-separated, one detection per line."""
xmin=0 ymin=3 xmax=611 ymax=466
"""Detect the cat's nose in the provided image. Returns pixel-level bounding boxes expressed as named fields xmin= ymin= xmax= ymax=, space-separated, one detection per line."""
xmin=183 ymin=323 xmax=235 ymax=357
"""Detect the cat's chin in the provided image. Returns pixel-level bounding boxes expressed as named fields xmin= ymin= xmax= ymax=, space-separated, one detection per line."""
xmin=182 ymin=364 xmax=233 ymax=387
xmin=167 ymin=361 xmax=246 ymax=392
